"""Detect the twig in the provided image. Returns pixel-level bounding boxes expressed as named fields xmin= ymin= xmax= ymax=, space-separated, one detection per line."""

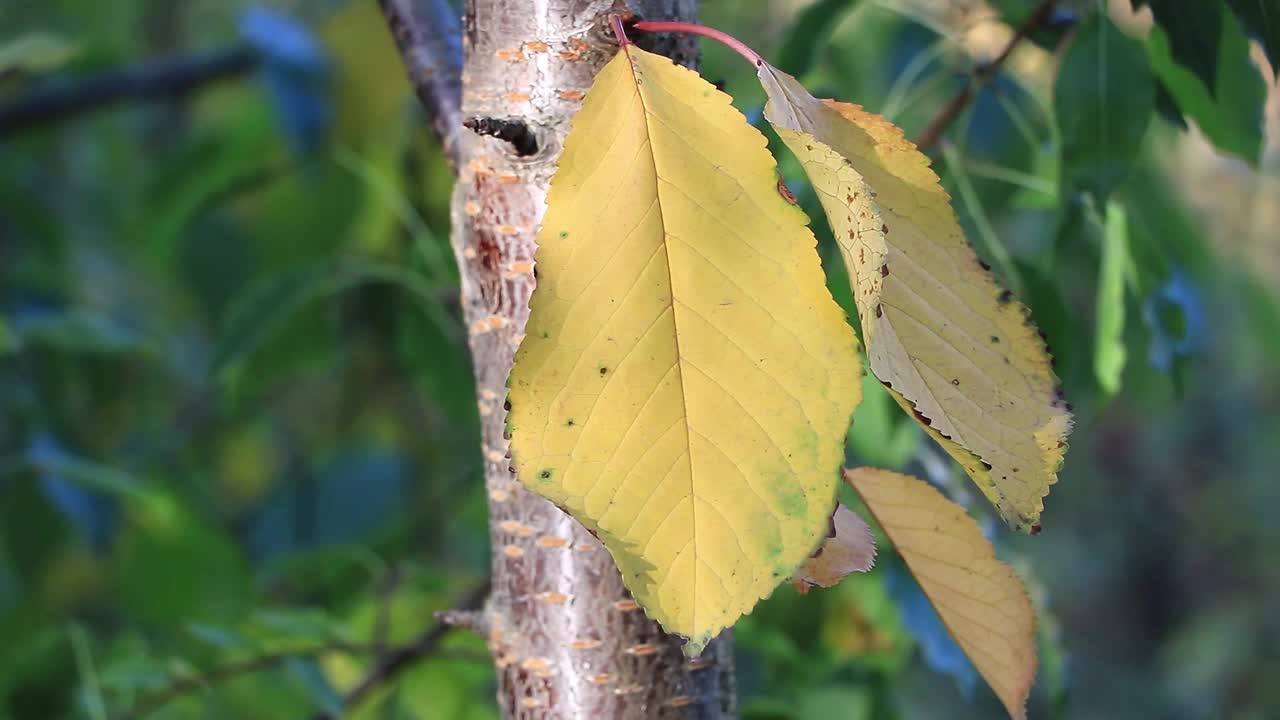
xmin=312 ymin=580 xmax=490 ymax=720
xmin=914 ymin=0 xmax=1058 ymax=150
xmin=377 ymin=0 xmax=464 ymax=170
xmin=372 ymin=564 xmax=403 ymax=655
xmin=109 ymin=641 xmax=373 ymax=720
xmin=0 ymin=45 xmax=258 ymax=138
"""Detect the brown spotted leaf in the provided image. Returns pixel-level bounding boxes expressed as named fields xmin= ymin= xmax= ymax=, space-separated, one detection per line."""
xmin=758 ymin=63 xmax=1072 ymax=532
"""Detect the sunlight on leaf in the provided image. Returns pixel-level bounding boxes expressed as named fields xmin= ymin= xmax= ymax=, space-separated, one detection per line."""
xmin=508 ymin=46 xmax=862 ymax=655
xmin=758 ymin=63 xmax=1072 ymax=531
xmin=847 ymin=467 xmax=1036 ymax=720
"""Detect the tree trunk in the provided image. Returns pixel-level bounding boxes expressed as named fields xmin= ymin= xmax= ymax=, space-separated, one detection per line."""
xmin=451 ymin=1 xmax=736 ymax=718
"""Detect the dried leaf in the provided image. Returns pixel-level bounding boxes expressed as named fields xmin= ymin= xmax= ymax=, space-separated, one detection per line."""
xmin=793 ymin=504 xmax=876 ymax=590
xmin=759 ymin=63 xmax=1072 ymax=531
xmin=847 ymin=467 xmax=1036 ymax=720
xmin=508 ymin=46 xmax=862 ymax=655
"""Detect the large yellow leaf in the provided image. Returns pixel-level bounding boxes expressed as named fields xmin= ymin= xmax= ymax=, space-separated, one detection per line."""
xmin=847 ymin=467 xmax=1036 ymax=719
xmin=507 ymin=47 xmax=862 ymax=655
xmin=759 ymin=64 xmax=1072 ymax=531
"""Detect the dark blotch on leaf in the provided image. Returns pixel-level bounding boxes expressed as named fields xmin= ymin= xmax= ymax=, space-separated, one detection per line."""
xmin=980 ymin=460 xmax=993 ymax=471
xmin=979 ymin=259 xmax=992 ymax=271
xmin=880 ymin=264 xmax=890 ymax=278
xmin=539 ymin=469 xmax=552 ymax=479
xmin=951 ymin=378 xmax=960 ymax=386
xmin=1030 ymin=524 xmax=1043 ymax=535
xmin=990 ymin=335 xmax=1000 ymax=343
xmin=998 ymin=290 xmax=1014 ymax=304
xmin=599 ymin=366 xmax=608 ymax=375
xmin=566 ymin=419 xmax=575 ymax=427
xmin=875 ymin=304 xmax=883 ymax=318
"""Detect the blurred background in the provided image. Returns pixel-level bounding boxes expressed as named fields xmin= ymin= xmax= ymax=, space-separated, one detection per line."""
xmin=1 ymin=0 xmax=1277 ymax=718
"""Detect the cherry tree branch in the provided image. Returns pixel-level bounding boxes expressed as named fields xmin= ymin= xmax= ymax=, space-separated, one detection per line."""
xmin=109 ymin=641 xmax=373 ymax=720
xmin=378 ymin=0 xmax=464 ymax=170
xmin=108 ymin=581 xmax=487 ymax=720
xmin=312 ymin=581 xmax=489 ymax=720
xmin=914 ymin=0 xmax=1058 ymax=150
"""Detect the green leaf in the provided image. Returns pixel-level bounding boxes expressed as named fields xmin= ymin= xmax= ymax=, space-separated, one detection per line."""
xmin=285 ymin=657 xmax=343 ymax=716
xmin=847 ymin=373 xmax=921 ymax=470
xmin=186 ymin=623 xmax=251 ymax=650
xmin=1226 ymin=0 xmax=1280 ymax=71
xmin=1054 ymin=14 xmax=1154 ymax=204
xmin=1146 ymin=9 xmax=1266 ymax=165
xmin=796 ymin=687 xmax=873 ymax=720
xmin=776 ymin=0 xmax=861 ymax=76
xmin=97 ymin=639 xmax=169 ymax=696
xmin=249 ymin=608 xmax=353 ymax=646
xmin=1135 ymin=0 xmax=1222 ymax=94
xmin=21 ymin=445 xmax=154 ymax=503
xmin=215 ymin=257 xmax=450 ymax=374
xmin=1094 ymin=202 xmax=1131 ymax=396
xmin=0 ymin=317 xmax=20 ymax=355
xmin=10 ymin=308 xmax=148 ymax=355
xmin=0 ymin=31 xmax=77 ymax=76
xmin=113 ymin=498 xmax=251 ymax=626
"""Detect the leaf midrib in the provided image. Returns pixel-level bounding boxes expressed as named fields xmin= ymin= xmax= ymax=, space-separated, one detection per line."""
xmin=619 ymin=45 xmax=701 ymax=634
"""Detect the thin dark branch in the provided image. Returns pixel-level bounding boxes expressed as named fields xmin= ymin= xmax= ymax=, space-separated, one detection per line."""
xmin=109 ymin=641 xmax=373 ymax=720
xmin=378 ymin=0 xmax=464 ymax=170
xmin=109 ymin=581 xmax=487 ymax=720
xmin=372 ymin=564 xmax=403 ymax=655
xmin=914 ymin=0 xmax=1058 ymax=150
xmin=313 ymin=580 xmax=490 ymax=720
xmin=0 ymin=45 xmax=258 ymax=138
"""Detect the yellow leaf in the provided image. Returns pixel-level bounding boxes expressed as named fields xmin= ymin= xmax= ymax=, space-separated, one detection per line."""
xmin=759 ymin=64 xmax=1072 ymax=531
xmin=847 ymin=467 xmax=1036 ymax=719
xmin=792 ymin=504 xmax=876 ymax=590
xmin=508 ymin=46 xmax=862 ymax=655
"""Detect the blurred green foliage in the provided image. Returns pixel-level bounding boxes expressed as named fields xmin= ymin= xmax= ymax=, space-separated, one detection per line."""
xmin=2 ymin=1 xmax=1279 ymax=718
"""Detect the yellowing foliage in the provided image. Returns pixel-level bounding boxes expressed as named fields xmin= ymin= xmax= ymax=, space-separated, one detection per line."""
xmin=759 ymin=64 xmax=1072 ymax=531
xmin=847 ymin=467 xmax=1036 ymax=719
xmin=507 ymin=47 xmax=862 ymax=655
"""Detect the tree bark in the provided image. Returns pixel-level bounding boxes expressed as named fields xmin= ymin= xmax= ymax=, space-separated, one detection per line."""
xmin=451 ymin=1 xmax=736 ymax=718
